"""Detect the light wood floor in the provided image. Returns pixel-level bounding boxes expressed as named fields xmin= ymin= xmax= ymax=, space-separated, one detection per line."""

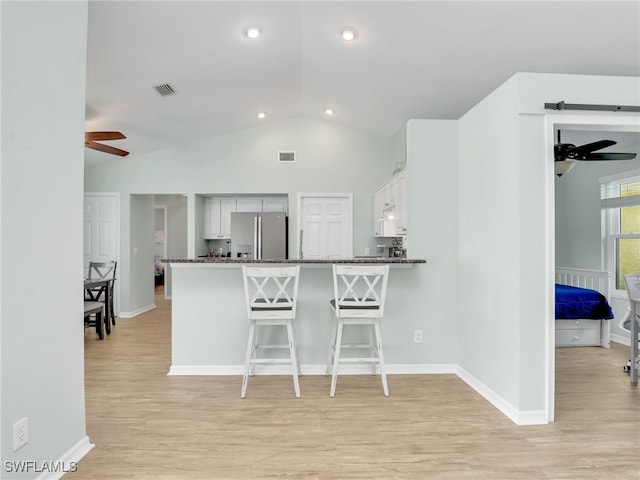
xmin=71 ymin=289 xmax=639 ymax=479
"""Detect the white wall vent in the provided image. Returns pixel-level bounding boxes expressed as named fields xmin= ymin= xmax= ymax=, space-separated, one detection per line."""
xmin=278 ymin=151 xmax=296 ymax=163
xmin=154 ymin=83 xmax=176 ymax=96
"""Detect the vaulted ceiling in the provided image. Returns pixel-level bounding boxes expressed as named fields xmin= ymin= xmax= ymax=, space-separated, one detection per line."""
xmin=84 ymin=1 xmax=640 ymax=166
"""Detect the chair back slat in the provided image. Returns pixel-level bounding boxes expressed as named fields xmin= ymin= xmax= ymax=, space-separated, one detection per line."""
xmin=332 ymin=264 xmax=389 ymax=317
xmin=243 ymin=266 xmax=300 ymax=317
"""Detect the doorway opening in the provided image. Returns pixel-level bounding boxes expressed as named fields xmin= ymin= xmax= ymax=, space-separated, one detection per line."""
xmin=154 ymin=205 xmax=168 ymax=297
xmin=546 ymin=113 xmax=640 ymax=422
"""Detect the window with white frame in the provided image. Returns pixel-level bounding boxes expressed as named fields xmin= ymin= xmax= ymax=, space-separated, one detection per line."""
xmin=601 ymin=172 xmax=640 ymax=294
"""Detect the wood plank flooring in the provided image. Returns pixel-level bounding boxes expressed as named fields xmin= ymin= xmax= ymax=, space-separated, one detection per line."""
xmin=70 ymin=290 xmax=639 ymax=479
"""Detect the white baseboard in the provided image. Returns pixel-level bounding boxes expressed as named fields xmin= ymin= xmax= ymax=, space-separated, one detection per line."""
xmin=168 ymin=362 xmax=547 ymax=425
xmin=168 ymin=363 xmax=457 ymax=376
xmin=456 ymin=366 xmax=548 ymax=426
xmin=36 ymin=435 xmax=94 ymax=480
xmin=611 ymin=333 xmax=631 ymax=346
xmin=118 ymin=303 xmax=156 ymax=318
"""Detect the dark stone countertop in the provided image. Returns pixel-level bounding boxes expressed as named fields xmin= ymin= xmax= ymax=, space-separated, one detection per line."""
xmin=162 ymin=257 xmax=426 ymax=264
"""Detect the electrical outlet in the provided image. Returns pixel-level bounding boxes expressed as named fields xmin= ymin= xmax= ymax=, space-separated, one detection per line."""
xmin=413 ymin=330 xmax=423 ymax=344
xmin=13 ymin=417 xmax=28 ymax=451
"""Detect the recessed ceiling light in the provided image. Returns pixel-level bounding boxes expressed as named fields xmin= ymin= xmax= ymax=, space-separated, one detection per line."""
xmin=340 ymin=27 xmax=358 ymax=41
xmin=325 ymin=108 xmax=335 ymax=116
xmin=243 ymin=24 xmax=263 ymax=39
xmin=257 ymin=112 xmax=267 ymax=119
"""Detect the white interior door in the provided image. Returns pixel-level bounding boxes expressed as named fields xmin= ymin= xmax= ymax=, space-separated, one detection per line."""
xmin=298 ymin=194 xmax=353 ymax=259
xmin=84 ymin=193 xmax=120 ymax=312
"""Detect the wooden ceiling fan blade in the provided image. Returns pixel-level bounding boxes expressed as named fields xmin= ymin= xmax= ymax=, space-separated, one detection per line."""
xmin=85 ymin=131 xmax=126 ymax=141
xmin=85 ymin=140 xmax=129 ymax=157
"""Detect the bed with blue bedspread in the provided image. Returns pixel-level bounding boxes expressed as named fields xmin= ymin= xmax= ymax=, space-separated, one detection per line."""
xmin=555 ymin=284 xmax=614 ymax=320
xmin=555 ymin=268 xmax=613 ymax=348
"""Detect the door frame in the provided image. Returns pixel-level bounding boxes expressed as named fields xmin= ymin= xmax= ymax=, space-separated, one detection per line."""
xmin=296 ymin=193 xmax=354 ymax=259
xmin=544 ymin=113 xmax=640 ymax=423
xmin=84 ymin=192 xmax=121 ymax=315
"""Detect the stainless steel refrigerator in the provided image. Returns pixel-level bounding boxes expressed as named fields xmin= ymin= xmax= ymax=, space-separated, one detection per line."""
xmin=230 ymin=212 xmax=288 ymax=260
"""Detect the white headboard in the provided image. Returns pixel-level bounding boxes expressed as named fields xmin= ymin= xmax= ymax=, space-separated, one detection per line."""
xmin=555 ymin=267 xmax=611 ymax=299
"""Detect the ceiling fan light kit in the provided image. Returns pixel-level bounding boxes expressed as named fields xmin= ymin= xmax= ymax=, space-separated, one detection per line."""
xmin=554 ymin=160 xmax=576 ymax=177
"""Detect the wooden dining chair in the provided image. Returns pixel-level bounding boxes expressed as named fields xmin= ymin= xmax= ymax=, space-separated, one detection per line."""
xmin=328 ymin=264 xmax=390 ymax=397
xmin=84 ymin=301 xmax=104 ymax=340
xmin=241 ymin=265 xmax=301 ymax=398
xmin=86 ymin=261 xmax=117 ymax=332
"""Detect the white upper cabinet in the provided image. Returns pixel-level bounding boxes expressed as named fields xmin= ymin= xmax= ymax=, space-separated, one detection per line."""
xmin=394 ymin=170 xmax=407 ymax=235
xmin=236 ymin=197 xmax=263 ymax=212
xmin=204 ymin=198 xmax=237 ymax=239
xmin=262 ymin=197 xmax=288 ymax=213
xmin=204 ymin=196 xmax=288 ymax=239
xmin=373 ymin=168 xmax=407 ymax=237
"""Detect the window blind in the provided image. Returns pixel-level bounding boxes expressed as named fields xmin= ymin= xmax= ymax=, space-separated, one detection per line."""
xmin=600 ymin=177 xmax=640 ymax=210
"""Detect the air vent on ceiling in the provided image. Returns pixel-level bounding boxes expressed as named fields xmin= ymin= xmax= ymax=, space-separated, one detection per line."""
xmin=278 ymin=151 xmax=296 ymax=163
xmin=154 ymin=83 xmax=176 ymax=97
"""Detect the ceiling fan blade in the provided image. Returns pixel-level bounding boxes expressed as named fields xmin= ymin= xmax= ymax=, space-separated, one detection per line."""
xmin=569 ymin=139 xmax=616 ymax=156
xmin=85 ymin=131 xmax=126 ymax=141
xmin=85 ymin=140 xmax=129 ymax=157
xmin=577 ymin=152 xmax=637 ymax=161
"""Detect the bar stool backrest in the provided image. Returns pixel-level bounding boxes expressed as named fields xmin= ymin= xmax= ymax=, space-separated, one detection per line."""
xmin=242 ymin=265 xmax=300 ymax=319
xmin=332 ymin=264 xmax=389 ymax=318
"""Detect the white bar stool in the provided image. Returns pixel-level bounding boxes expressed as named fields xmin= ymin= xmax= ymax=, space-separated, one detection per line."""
xmin=241 ymin=265 xmax=301 ymax=398
xmin=327 ymin=264 xmax=390 ymax=397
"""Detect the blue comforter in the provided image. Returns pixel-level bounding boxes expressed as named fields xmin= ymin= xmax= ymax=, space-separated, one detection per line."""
xmin=555 ymin=284 xmax=614 ymax=320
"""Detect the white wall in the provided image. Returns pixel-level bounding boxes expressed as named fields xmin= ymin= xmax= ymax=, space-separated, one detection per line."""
xmin=85 ymin=116 xmax=395 ymax=314
xmin=458 ymin=77 xmax=526 ymax=414
xmin=406 ymin=120 xmax=459 ymax=363
xmin=129 ymin=195 xmax=155 ymax=316
xmin=1 ymin=1 xmax=91 ymax=474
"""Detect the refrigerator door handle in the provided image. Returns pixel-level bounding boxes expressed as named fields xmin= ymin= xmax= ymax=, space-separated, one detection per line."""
xmin=253 ymin=215 xmax=262 ymax=260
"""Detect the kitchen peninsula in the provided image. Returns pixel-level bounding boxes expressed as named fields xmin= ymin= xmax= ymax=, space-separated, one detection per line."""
xmin=165 ymin=257 xmax=426 ymax=376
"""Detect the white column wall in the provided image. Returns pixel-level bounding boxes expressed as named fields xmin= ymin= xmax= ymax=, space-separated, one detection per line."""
xmin=457 ymin=78 xmax=524 ymax=413
xmin=405 ymin=120 xmax=459 ymax=363
xmin=1 ymin=1 xmax=91 ymax=472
